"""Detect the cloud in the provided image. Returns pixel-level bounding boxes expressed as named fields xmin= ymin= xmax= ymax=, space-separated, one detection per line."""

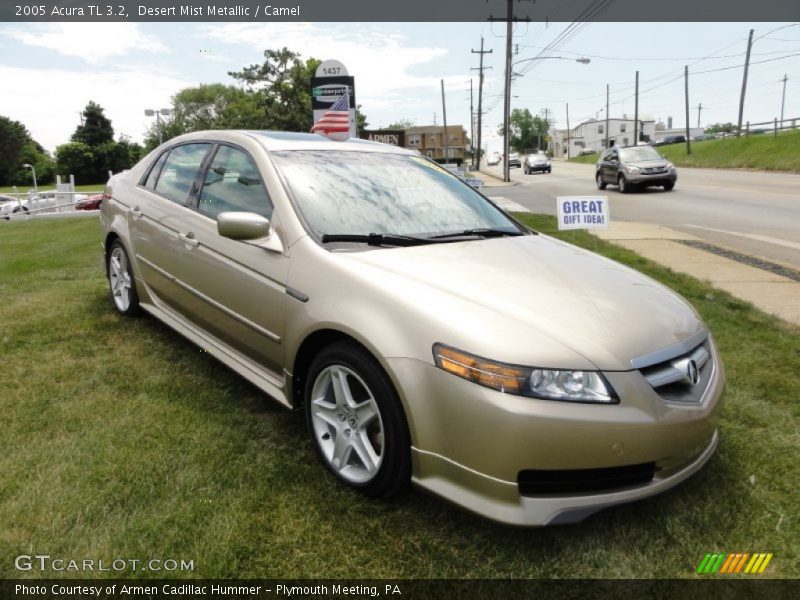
xmin=0 ymin=65 xmax=193 ymax=152
xmin=5 ymin=23 xmax=168 ymax=64
xmin=201 ymin=23 xmax=461 ymax=106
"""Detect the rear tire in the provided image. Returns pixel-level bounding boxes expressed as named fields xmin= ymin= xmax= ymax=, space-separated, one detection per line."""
xmin=107 ymin=240 xmax=140 ymax=316
xmin=596 ymin=173 xmax=607 ymax=190
xmin=305 ymin=342 xmax=411 ymax=499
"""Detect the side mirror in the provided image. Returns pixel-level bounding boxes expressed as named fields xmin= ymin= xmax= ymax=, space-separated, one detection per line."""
xmin=217 ymin=211 xmax=270 ymax=241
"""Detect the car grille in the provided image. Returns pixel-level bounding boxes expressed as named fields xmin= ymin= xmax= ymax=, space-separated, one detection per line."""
xmin=518 ymin=463 xmax=655 ymax=495
xmin=639 ymin=339 xmax=714 ymax=403
xmin=641 ymin=167 xmax=668 ymax=175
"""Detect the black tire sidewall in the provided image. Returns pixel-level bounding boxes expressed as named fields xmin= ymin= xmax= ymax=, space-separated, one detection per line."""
xmin=304 ymin=342 xmax=411 ymax=498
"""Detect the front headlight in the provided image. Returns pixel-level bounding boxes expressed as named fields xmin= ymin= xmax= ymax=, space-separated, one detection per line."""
xmin=666 ymin=162 xmax=675 ymax=170
xmin=432 ymin=344 xmax=617 ymax=404
xmin=625 ymin=165 xmax=640 ymax=173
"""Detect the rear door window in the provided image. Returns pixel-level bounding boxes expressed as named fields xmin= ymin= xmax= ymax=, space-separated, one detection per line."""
xmin=154 ymin=143 xmax=211 ymax=205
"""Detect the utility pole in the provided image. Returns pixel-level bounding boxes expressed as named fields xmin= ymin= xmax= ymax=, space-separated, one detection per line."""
xmin=696 ymin=102 xmax=704 ymax=128
xmin=684 ymin=65 xmax=691 ymax=155
xmin=605 ymin=84 xmax=610 ymax=150
xmin=441 ymin=79 xmax=450 ymax=165
xmin=490 ymin=0 xmax=531 ymax=182
xmin=469 ymin=79 xmax=475 ymax=169
xmin=471 ymin=37 xmax=492 ymax=170
xmin=566 ymin=102 xmax=571 ymax=159
xmin=737 ymin=28 xmax=754 ymax=137
xmin=780 ymin=74 xmax=788 ymax=126
xmin=502 ymin=1 xmax=514 ymax=182
xmin=634 ymin=71 xmax=639 ymax=145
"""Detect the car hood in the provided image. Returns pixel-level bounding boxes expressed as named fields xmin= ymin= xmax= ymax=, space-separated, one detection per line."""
xmin=341 ymin=234 xmax=703 ymax=370
xmin=628 ymin=159 xmax=669 ymax=169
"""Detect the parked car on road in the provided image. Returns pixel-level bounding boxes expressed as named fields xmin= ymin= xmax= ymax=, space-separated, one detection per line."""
xmin=75 ymin=193 xmax=104 ymax=211
xmin=0 ymin=195 xmax=25 ymax=219
xmin=100 ymin=130 xmax=723 ymax=526
xmin=1 ymin=191 xmax=90 ymax=219
xmin=596 ymin=145 xmax=677 ymax=193
xmin=524 ymin=152 xmax=551 ymax=174
xmin=507 ymin=152 xmax=521 ymax=168
xmin=651 ymin=135 xmax=686 ymax=146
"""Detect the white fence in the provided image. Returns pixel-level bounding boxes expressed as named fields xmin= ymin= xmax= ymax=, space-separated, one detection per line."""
xmin=1 ymin=189 xmax=104 ymax=221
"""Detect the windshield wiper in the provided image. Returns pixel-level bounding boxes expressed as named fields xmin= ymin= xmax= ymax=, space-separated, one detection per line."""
xmin=321 ymin=233 xmax=443 ymax=247
xmin=429 ymin=228 xmax=526 ymax=240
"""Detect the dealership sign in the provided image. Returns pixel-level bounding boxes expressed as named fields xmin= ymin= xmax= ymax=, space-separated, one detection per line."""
xmin=311 ymin=60 xmax=356 ymax=139
xmin=556 ymin=196 xmax=610 ymax=230
xmin=361 ymin=129 xmax=405 ymax=146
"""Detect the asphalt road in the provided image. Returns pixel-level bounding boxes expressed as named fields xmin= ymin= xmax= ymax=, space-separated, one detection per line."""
xmin=483 ymin=160 xmax=800 ymax=270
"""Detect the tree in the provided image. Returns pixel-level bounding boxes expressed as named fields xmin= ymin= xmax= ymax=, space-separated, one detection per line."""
xmin=229 ymin=47 xmax=321 ymax=132
xmin=55 ymin=142 xmax=95 ymax=184
xmin=386 ymin=119 xmax=415 ymax=129
xmin=72 ymin=101 xmax=114 ymax=146
xmin=0 ymin=116 xmax=54 ymax=186
xmin=498 ymin=108 xmax=550 ymax=152
xmin=705 ymin=122 xmax=736 ymax=134
xmin=145 ymin=49 xmax=370 ymax=146
xmin=142 ymin=84 xmax=263 ymax=150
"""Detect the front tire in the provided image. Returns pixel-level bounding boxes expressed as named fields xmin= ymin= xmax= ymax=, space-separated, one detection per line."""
xmin=107 ymin=240 xmax=140 ymax=316
xmin=618 ymin=174 xmax=629 ymax=193
xmin=596 ymin=173 xmax=607 ymax=190
xmin=305 ymin=342 xmax=411 ymax=498
xmin=663 ymin=182 xmax=675 ymax=191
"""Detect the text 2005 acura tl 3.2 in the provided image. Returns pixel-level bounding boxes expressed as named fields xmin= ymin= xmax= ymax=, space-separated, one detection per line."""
xmin=101 ymin=131 xmax=724 ymax=526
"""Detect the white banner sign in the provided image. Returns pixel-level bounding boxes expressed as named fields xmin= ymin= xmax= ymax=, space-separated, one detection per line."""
xmin=556 ymin=196 xmax=610 ymax=230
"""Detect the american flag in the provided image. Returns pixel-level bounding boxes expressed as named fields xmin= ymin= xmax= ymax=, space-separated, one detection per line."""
xmin=311 ymin=93 xmax=351 ymax=136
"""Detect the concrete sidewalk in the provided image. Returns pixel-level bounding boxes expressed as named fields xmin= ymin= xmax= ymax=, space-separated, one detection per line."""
xmin=591 ymin=222 xmax=800 ymax=327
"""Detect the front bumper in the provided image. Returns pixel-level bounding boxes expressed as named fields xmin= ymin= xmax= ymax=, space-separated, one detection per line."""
xmin=526 ymin=164 xmax=550 ymax=172
xmin=627 ymin=170 xmax=677 ymax=186
xmin=383 ymin=344 xmax=724 ymax=526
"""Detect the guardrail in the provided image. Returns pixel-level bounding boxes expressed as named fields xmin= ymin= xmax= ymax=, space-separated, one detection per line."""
xmin=740 ymin=116 xmax=799 ymax=137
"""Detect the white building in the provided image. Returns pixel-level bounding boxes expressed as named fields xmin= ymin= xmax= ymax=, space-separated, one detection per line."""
xmin=552 ymin=116 xmax=656 ymax=156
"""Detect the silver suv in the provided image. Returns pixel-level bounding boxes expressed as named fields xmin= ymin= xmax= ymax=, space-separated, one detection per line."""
xmin=596 ymin=145 xmax=677 ymax=193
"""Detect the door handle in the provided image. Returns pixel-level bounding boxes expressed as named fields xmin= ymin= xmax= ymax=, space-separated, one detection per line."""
xmin=179 ymin=232 xmax=199 ymax=248
xmin=130 ymin=206 xmax=143 ymax=220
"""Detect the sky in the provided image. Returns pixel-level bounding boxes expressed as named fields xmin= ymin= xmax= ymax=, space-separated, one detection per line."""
xmin=1 ymin=21 xmax=798 ymax=155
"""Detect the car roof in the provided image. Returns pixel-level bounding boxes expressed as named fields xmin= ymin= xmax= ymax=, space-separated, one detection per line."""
xmin=163 ymin=130 xmax=417 ymax=155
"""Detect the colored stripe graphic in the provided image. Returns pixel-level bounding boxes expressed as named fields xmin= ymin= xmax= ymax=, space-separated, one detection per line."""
xmin=720 ymin=553 xmax=736 ymax=573
xmin=759 ymin=553 xmax=773 ymax=573
xmin=698 ymin=552 xmax=773 ymax=575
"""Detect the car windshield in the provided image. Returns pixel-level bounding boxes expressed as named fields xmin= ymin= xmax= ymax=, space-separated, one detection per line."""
xmin=619 ymin=146 xmax=663 ymax=162
xmin=271 ymin=150 xmax=521 ymax=238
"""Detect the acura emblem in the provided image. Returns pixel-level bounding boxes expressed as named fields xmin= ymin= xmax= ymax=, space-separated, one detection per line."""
xmin=686 ymin=360 xmax=700 ymax=386
xmin=672 ymin=357 xmax=700 ymax=386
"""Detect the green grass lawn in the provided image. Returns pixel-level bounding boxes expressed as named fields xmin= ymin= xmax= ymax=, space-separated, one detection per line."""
xmin=569 ymin=129 xmax=800 ymax=172
xmin=1 ymin=217 xmax=798 ymax=579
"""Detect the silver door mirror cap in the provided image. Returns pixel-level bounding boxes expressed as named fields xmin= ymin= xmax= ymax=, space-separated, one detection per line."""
xmin=218 ymin=211 xmax=271 ymax=241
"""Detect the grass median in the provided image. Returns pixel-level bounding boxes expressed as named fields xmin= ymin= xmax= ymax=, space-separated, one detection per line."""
xmin=1 ymin=216 xmax=798 ymax=578
xmin=569 ymin=129 xmax=800 ymax=172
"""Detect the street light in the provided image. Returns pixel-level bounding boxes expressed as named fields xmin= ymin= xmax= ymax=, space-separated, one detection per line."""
xmin=501 ymin=56 xmax=591 ymax=182
xmin=144 ymin=108 xmax=172 ymax=145
xmin=22 ymin=163 xmax=38 ymax=192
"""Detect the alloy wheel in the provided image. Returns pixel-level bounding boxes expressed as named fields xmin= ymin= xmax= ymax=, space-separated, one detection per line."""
xmin=109 ymin=246 xmax=132 ymax=312
xmin=309 ymin=365 xmax=385 ymax=484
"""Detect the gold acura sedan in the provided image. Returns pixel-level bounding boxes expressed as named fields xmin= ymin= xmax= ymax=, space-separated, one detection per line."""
xmin=101 ymin=131 xmax=724 ymax=526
